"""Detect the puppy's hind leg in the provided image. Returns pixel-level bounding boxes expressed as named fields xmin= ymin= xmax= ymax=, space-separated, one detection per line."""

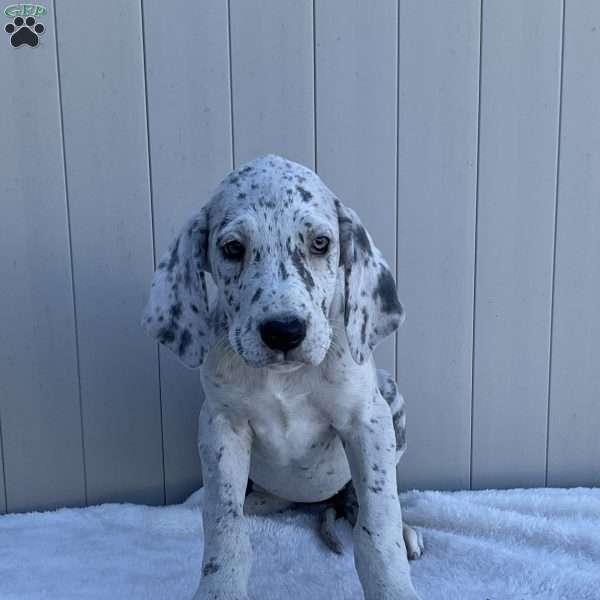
xmin=377 ymin=369 xmax=425 ymax=560
xmin=318 ymin=479 xmax=358 ymax=554
xmin=320 ymin=506 xmax=344 ymax=554
xmin=244 ymin=482 xmax=295 ymax=516
xmin=376 ymin=368 xmax=407 ymax=461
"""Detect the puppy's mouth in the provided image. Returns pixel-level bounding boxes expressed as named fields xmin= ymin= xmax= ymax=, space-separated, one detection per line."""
xmin=266 ymin=360 xmax=305 ymax=373
xmin=238 ymin=348 xmax=308 ymax=371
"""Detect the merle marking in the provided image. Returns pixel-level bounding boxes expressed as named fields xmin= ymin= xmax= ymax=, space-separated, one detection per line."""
xmin=143 ymin=155 xmax=423 ymax=600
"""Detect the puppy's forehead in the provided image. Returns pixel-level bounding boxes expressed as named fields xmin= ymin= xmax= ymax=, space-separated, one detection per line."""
xmin=208 ymin=154 xmax=337 ymax=226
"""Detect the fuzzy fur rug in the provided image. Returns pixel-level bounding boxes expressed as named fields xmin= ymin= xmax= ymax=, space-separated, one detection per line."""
xmin=0 ymin=487 xmax=598 ymax=599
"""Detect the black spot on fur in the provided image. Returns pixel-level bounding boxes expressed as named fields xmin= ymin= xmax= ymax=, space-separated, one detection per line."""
xmin=353 ymin=224 xmax=373 ymax=257
xmin=183 ymin=259 xmax=192 ymax=289
xmin=170 ymin=302 xmax=182 ymax=320
xmin=178 ymin=328 xmax=192 ymax=356
xmin=296 ymin=185 xmax=312 ymax=202
xmin=234 ymin=328 xmax=243 ymax=355
xmin=360 ymin=307 xmax=369 ymax=345
xmin=279 ymin=261 xmax=289 ymax=280
xmin=291 ymin=247 xmax=315 ymax=290
xmin=251 ymin=288 xmax=263 ymax=304
xmin=157 ymin=327 xmax=176 ymax=344
xmin=202 ymin=558 xmax=220 ymax=576
xmin=373 ymin=268 xmax=403 ymax=315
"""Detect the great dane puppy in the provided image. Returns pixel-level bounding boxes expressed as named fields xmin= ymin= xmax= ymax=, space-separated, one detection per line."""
xmin=143 ymin=155 xmax=422 ymax=600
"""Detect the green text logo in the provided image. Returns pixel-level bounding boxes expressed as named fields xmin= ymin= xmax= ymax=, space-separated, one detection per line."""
xmin=4 ymin=4 xmax=47 ymax=17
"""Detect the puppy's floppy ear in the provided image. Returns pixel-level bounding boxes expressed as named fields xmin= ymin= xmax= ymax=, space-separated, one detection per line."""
xmin=142 ymin=207 xmax=211 ymax=368
xmin=336 ymin=200 xmax=405 ymax=365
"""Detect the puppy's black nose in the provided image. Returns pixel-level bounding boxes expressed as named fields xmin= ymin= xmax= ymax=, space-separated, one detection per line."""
xmin=260 ymin=317 xmax=307 ymax=352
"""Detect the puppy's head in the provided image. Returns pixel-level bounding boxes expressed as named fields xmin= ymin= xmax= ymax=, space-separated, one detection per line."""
xmin=142 ymin=155 xmax=404 ymax=370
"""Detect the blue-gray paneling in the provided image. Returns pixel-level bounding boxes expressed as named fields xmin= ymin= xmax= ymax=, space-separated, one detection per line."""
xmin=1 ymin=0 xmax=599 ymax=513
xmin=547 ymin=0 xmax=600 ymax=487
xmin=396 ymin=0 xmax=480 ymax=491
xmin=142 ymin=0 xmax=232 ymax=504
xmin=229 ymin=0 xmax=314 ymax=168
xmin=55 ymin=0 xmax=163 ymax=505
xmin=471 ymin=0 xmax=563 ymax=490
xmin=0 ymin=0 xmax=85 ymax=513
xmin=315 ymin=0 xmax=398 ymax=377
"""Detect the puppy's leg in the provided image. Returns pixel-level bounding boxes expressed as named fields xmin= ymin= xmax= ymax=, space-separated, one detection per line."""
xmin=244 ymin=483 xmax=295 ymax=516
xmin=338 ymin=388 xmax=420 ymax=600
xmin=193 ymin=403 xmax=252 ymax=600
xmin=377 ymin=369 xmax=424 ymax=560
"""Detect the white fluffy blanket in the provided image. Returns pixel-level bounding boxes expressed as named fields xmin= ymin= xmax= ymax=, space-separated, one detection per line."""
xmin=0 ymin=487 xmax=598 ymax=599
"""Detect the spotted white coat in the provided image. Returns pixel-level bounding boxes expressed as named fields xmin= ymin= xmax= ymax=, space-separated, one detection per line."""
xmin=143 ymin=155 xmax=422 ymax=600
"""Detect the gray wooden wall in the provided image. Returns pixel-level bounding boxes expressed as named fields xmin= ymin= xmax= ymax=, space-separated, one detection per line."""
xmin=1 ymin=0 xmax=599 ymax=514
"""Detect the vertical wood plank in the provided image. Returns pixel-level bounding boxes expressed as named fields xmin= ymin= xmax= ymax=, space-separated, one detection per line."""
xmin=396 ymin=0 xmax=480 ymax=490
xmin=143 ymin=0 xmax=232 ymax=504
xmin=56 ymin=1 xmax=163 ymax=505
xmin=548 ymin=0 xmax=600 ymax=487
xmin=315 ymin=0 xmax=398 ymax=375
xmin=471 ymin=0 xmax=563 ymax=489
xmin=0 ymin=426 xmax=4 ymax=513
xmin=229 ymin=0 xmax=314 ymax=168
xmin=0 ymin=0 xmax=85 ymax=512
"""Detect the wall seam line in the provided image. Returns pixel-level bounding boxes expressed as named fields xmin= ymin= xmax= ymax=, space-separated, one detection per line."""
xmin=394 ymin=0 xmax=400 ymax=385
xmin=140 ymin=0 xmax=167 ymax=505
xmin=469 ymin=0 xmax=484 ymax=491
xmin=52 ymin=0 xmax=88 ymax=507
xmin=312 ymin=0 xmax=318 ymax=172
xmin=545 ymin=0 xmax=566 ymax=488
xmin=227 ymin=0 xmax=236 ymax=169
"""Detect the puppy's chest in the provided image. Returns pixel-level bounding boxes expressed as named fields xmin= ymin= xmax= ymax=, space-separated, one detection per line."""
xmin=242 ymin=375 xmax=333 ymax=465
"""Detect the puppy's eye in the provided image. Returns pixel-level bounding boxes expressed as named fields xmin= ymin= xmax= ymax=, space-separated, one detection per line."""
xmin=311 ymin=236 xmax=330 ymax=255
xmin=222 ymin=240 xmax=245 ymax=261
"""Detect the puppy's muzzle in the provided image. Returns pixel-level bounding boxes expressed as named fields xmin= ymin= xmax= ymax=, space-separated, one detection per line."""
xmin=259 ymin=316 xmax=307 ymax=352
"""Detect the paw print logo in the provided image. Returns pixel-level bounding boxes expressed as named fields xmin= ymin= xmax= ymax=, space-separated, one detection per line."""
xmin=5 ymin=16 xmax=44 ymax=47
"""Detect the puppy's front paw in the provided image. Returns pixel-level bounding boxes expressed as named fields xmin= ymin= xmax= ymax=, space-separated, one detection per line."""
xmin=403 ymin=523 xmax=424 ymax=560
